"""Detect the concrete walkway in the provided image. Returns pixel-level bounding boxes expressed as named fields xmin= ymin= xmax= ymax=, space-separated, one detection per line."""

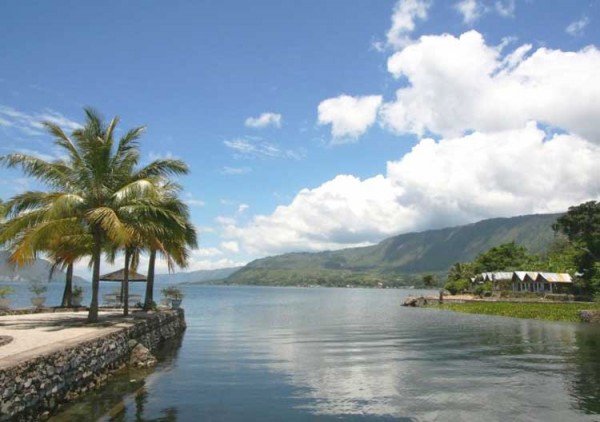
xmin=0 ymin=310 xmax=137 ymax=369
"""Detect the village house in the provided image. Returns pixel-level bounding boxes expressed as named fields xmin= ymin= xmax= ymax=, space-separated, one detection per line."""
xmin=473 ymin=271 xmax=573 ymax=293
xmin=511 ymin=272 xmax=572 ymax=293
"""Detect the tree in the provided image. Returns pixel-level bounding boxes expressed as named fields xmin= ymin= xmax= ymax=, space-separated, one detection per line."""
xmin=472 ymin=242 xmax=539 ymax=273
xmin=0 ymin=108 xmax=191 ymax=322
xmin=553 ymin=201 xmax=600 ymax=292
xmin=447 ymin=262 xmax=475 ymax=282
xmin=422 ymin=274 xmax=436 ymax=288
xmin=143 ymin=188 xmax=197 ymax=311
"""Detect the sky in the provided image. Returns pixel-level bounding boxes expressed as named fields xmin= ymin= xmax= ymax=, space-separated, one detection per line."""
xmin=1 ymin=0 xmax=599 ymax=278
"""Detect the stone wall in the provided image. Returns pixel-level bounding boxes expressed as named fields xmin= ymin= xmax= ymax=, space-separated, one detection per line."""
xmin=0 ymin=309 xmax=185 ymax=421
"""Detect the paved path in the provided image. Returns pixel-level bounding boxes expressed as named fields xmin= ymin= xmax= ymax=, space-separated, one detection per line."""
xmin=0 ymin=310 xmax=137 ymax=369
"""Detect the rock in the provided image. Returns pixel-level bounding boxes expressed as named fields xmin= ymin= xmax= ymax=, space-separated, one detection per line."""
xmin=580 ymin=310 xmax=600 ymax=323
xmin=129 ymin=344 xmax=158 ymax=368
xmin=402 ymin=296 xmax=428 ymax=307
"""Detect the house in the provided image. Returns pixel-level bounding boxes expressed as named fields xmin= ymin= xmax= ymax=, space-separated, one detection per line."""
xmin=472 ymin=271 xmax=573 ymax=293
xmin=474 ymin=272 xmax=513 ymax=290
xmin=511 ymin=271 xmax=572 ymax=293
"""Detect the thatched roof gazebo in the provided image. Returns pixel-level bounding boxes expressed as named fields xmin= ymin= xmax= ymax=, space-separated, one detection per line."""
xmin=99 ymin=268 xmax=147 ymax=309
xmin=99 ymin=268 xmax=147 ymax=282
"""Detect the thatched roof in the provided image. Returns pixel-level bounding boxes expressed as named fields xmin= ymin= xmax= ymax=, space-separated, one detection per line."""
xmin=99 ymin=268 xmax=147 ymax=282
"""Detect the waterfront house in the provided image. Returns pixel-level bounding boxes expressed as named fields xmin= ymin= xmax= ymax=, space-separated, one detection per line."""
xmin=476 ymin=272 xmax=513 ymax=291
xmin=473 ymin=271 xmax=573 ymax=293
xmin=511 ymin=271 xmax=572 ymax=293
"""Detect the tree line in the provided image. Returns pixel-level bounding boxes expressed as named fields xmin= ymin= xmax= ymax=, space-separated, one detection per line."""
xmin=0 ymin=108 xmax=197 ymax=322
xmin=442 ymin=201 xmax=600 ymax=296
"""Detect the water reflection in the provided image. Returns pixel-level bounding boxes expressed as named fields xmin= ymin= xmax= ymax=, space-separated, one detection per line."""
xmin=48 ymin=287 xmax=600 ymax=421
xmin=569 ymin=327 xmax=600 ymax=414
xmin=187 ymin=288 xmax=600 ymax=420
xmin=49 ymin=336 xmax=184 ymax=422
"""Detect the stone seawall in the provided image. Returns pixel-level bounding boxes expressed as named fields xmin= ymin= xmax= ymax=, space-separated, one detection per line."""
xmin=0 ymin=310 xmax=185 ymax=421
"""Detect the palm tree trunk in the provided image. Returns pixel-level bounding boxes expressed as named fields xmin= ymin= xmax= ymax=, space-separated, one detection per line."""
xmin=144 ymin=248 xmax=156 ymax=311
xmin=123 ymin=249 xmax=131 ymax=317
xmin=60 ymin=262 xmax=74 ymax=307
xmin=87 ymin=229 xmax=102 ymax=323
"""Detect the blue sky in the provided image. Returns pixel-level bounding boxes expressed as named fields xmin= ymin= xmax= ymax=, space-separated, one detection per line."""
xmin=1 ymin=0 xmax=599 ymax=276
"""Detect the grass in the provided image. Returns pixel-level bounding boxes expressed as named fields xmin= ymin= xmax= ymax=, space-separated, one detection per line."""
xmin=431 ymin=301 xmax=600 ymax=323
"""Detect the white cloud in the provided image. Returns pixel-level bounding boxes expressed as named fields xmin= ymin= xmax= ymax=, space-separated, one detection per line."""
xmin=196 ymin=226 xmax=216 ymax=234
xmin=494 ymin=0 xmax=515 ymax=17
xmin=221 ymin=241 xmax=240 ymax=253
xmin=216 ymin=216 xmax=237 ymax=226
xmin=566 ymin=16 xmax=590 ymax=37
xmin=225 ymin=123 xmax=600 ymax=256
xmin=221 ymin=166 xmax=252 ymax=175
xmin=183 ymin=193 xmax=205 ymax=207
xmin=188 ymin=259 xmax=246 ymax=271
xmin=385 ymin=0 xmax=431 ymax=49
xmin=36 ymin=110 xmax=81 ymax=132
xmin=381 ymin=31 xmax=600 ymax=142
xmin=186 ymin=199 xmax=206 ymax=207
xmin=224 ymin=138 xmax=304 ymax=159
xmin=455 ymin=0 xmax=483 ymax=24
xmin=149 ymin=151 xmax=179 ymax=161
xmin=317 ymin=95 xmax=382 ymax=141
xmin=0 ymin=105 xmax=80 ymax=136
xmin=245 ymin=112 xmax=282 ymax=128
xmin=237 ymin=203 xmax=249 ymax=214
xmin=194 ymin=247 xmax=223 ymax=257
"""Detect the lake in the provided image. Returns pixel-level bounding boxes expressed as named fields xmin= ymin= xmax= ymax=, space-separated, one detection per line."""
xmin=37 ymin=285 xmax=600 ymax=421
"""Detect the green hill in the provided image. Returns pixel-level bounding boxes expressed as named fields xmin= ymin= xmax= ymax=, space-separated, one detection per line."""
xmin=224 ymin=213 xmax=562 ymax=287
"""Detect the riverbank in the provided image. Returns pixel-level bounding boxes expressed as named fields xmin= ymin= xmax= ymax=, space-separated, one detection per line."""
xmin=0 ymin=309 xmax=185 ymax=421
xmin=430 ymin=301 xmax=600 ymax=322
xmin=402 ymin=293 xmax=600 ymax=322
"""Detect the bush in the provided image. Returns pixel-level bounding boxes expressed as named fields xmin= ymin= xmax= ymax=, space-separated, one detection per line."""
xmin=161 ymin=286 xmax=184 ymax=300
xmin=72 ymin=285 xmax=84 ymax=299
xmin=473 ymin=281 xmax=493 ymax=297
xmin=0 ymin=286 xmax=14 ymax=298
xmin=444 ymin=279 xmax=470 ymax=295
xmin=28 ymin=281 xmax=48 ymax=296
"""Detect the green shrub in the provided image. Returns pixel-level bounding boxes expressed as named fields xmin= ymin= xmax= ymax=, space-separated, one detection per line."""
xmin=28 ymin=281 xmax=47 ymax=296
xmin=161 ymin=286 xmax=184 ymax=300
xmin=473 ymin=281 xmax=493 ymax=297
xmin=444 ymin=279 xmax=470 ymax=295
xmin=0 ymin=286 xmax=14 ymax=298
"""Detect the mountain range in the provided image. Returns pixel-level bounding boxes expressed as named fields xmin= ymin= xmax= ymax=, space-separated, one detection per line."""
xmin=0 ymin=251 xmax=87 ymax=284
xmin=155 ymin=267 xmax=241 ymax=285
xmin=0 ymin=213 xmax=562 ymax=288
xmin=223 ymin=213 xmax=562 ymax=287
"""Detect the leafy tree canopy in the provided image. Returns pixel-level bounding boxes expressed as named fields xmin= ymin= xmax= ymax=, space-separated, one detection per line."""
xmin=553 ymin=201 xmax=600 ymax=291
xmin=472 ymin=242 xmax=539 ymax=273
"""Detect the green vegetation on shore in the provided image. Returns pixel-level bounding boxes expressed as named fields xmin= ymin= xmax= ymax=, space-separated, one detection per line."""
xmin=225 ymin=213 xmax=560 ymax=287
xmin=443 ymin=201 xmax=600 ymax=298
xmin=432 ymin=301 xmax=600 ymax=323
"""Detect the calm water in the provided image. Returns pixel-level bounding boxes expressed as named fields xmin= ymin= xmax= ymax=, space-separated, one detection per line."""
xmin=41 ymin=285 xmax=600 ymax=421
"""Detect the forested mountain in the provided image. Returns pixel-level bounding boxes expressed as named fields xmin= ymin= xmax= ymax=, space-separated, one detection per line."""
xmin=224 ymin=213 xmax=562 ymax=287
xmin=0 ymin=251 xmax=88 ymax=284
xmin=156 ymin=267 xmax=241 ymax=284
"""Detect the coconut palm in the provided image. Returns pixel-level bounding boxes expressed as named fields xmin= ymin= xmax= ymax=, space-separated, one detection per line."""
xmin=0 ymin=108 xmax=190 ymax=322
xmin=143 ymin=184 xmax=197 ymax=310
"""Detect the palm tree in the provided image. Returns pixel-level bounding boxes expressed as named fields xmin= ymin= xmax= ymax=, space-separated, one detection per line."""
xmin=0 ymin=108 xmax=190 ymax=322
xmin=142 ymin=184 xmax=197 ymax=310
